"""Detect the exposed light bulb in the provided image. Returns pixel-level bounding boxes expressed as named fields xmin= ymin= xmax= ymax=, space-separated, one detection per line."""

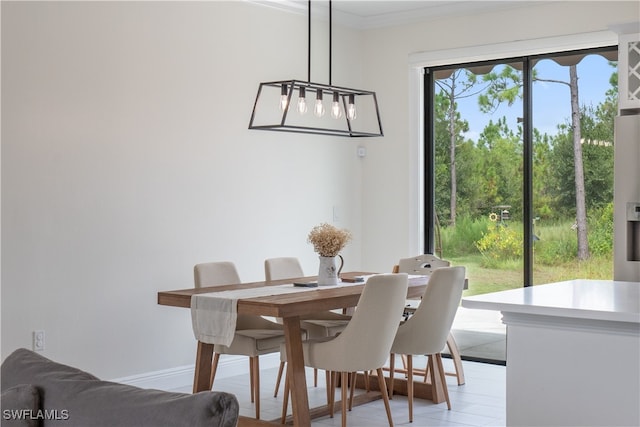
xmin=347 ymin=94 xmax=356 ymax=121
xmin=279 ymin=84 xmax=288 ymax=111
xmin=331 ymin=92 xmax=342 ymax=119
xmin=314 ymin=90 xmax=325 ymax=117
xmin=297 ymin=87 xmax=308 ymax=115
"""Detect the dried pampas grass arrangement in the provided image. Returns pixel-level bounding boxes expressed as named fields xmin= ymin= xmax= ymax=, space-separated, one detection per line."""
xmin=307 ymin=223 xmax=352 ymax=257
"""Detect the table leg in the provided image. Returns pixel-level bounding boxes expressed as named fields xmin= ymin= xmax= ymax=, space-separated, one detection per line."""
xmin=427 ymin=354 xmax=446 ymax=403
xmin=193 ymin=341 xmax=214 ymax=393
xmin=282 ymin=316 xmax=311 ymax=427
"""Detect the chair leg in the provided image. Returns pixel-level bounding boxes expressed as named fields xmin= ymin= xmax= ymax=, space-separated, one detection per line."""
xmin=420 ymin=335 xmax=465 ymax=386
xmin=253 ymin=356 xmax=261 ymax=419
xmin=388 ymin=353 xmax=395 ymax=399
xmin=364 ymin=370 xmax=370 ymax=392
xmin=435 ymin=353 xmax=452 ymax=410
xmin=376 ymin=368 xmax=394 ymax=427
xmin=348 ymin=372 xmax=356 ymax=411
xmin=281 ymin=368 xmax=290 ymax=424
xmin=249 ymin=358 xmax=255 ymax=403
xmin=401 ymin=354 xmax=408 ymax=376
xmin=210 ymin=352 xmax=220 ymax=389
xmin=425 ymin=354 xmax=448 ymax=409
xmin=407 ymin=355 xmax=414 ymax=423
xmin=341 ymin=371 xmax=348 ymax=427
xmin=329 ymin=371 xmax=336 ymax=419
xmin=447 ymin=333 xmax=466 ymax=385
xmin=314 ymin=368 xmax=318 ymax=387
xmin=274 ymin=361 xmax=285 ymax=397
xmin=326 ymin=370 xmax=332 ymax=406
xmin=422 ymin=358 xmax=431 ymax=383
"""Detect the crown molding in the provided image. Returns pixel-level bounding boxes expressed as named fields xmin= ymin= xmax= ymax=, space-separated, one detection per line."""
xmin=244 ymin=1 xmax=548 ymax=30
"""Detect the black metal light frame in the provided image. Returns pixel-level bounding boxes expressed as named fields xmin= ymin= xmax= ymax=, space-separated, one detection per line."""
xmin=248 ymin=1 xmax=384 ymax=138
xmin=249 ymin=79 xmax=383 ymax=137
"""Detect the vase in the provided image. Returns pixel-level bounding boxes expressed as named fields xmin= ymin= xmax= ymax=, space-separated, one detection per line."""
xmin=317 ymin=255 xmax=344 ymax=286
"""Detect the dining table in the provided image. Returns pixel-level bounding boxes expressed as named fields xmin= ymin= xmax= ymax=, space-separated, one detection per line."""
xmin=157 ymin=271 xmax=438 ymax=427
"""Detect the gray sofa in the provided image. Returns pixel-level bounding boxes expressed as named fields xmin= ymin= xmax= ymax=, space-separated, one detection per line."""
xmin=1 ymin=348 xmax=239 ymax=427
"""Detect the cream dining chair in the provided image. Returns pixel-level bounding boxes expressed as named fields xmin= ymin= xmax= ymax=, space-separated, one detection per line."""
xmin=394 ymin=254 xmax=466 ymax=386
xmin=282 ymin=273 xmax=409 ymax=427
xmin=194 ymin=261 xmax=288 ymax=420
xmin=264 ymin=256 xmax=351 ymax=398
xmin=388 ymin=266 xmax=466 ymax=422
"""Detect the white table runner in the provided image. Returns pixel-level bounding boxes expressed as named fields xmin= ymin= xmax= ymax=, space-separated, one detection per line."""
xmin=191 ymin=281 xmax=363 ymax=346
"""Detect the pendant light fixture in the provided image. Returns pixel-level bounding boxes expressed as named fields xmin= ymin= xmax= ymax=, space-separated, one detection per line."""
xmin=248 ymin=0 xmax=383 ymax=137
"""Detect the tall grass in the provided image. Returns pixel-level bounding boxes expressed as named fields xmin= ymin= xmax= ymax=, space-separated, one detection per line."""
xmin=439 ymin=216 xmax=488 ymax=258
xmin=534 ymin=222 xmax=578 ymax=266
xmin=441 ymin=211 xmax=614 ymax=295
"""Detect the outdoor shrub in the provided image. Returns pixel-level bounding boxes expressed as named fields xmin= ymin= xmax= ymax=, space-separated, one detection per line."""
xmin=533 ymin=221 xmax=578 ymax=265
xmin=535 ymin=236 xmax=577 ymax=265
xmin=475 ymin=223 xmax=523 ymax=268
xmin=441 ymin=215 xmax=488 ymax=257
xmin=588 ymin=203 xmax=613 ymax=257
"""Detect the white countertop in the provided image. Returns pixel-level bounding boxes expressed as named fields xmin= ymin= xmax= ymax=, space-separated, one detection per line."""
xmin=462 ymin=279 xmax=640 ymax=323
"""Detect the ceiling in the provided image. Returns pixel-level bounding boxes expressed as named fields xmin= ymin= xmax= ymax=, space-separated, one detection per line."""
xmin=249 ymin=1 xmax=541 ymax=29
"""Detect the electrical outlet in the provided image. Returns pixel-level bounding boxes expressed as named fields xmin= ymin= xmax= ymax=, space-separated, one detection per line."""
xmin=33 ymin=330 xmax=45 ymax=351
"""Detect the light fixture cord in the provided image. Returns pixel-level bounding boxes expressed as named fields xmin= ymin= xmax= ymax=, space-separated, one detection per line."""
xmin=329 ymin=0 xmax=332 ymax=86
xmin=307 ymin=0 xmax=311 ymax=83
xmin=307 ymin=0 xmax=333 ymax=86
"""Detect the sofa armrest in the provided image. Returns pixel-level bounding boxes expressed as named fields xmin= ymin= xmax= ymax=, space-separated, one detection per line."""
xmin=1 ymin=349 xmax=239 ymax=427
xmin=1 ymin=384 xmax=41 ymax=427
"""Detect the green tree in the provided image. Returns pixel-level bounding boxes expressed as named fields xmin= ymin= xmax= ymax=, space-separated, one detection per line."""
xmin=479 ymin=63 xmax=590 ymax=260
xmin=435 ymin=70 xmax=485 ymax=226
xmin=549 ymin=63 xmax=616 ymax=220
xmin=478 ymin=66 xmax=523 ymax=113
xmin=580 ymin=106 xmax=614 ymax=209
xmin=549 ymin=126 xmax=580 ymax=218
xmin=453 ymin=138 xmax=481 ymax=218
xmin=476 ymin=117 xmax=523 ymax=217
xmin=433 ymin=83 xmax=472 ymax=226
xmin=568 ymin=64 xmax=589 ymax=260
xmin=532 ymin=129 xmax=555 ymax=220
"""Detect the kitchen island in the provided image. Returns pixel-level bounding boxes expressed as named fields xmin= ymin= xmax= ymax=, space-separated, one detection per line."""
xmin=462 ymin=279 xmax=640 ymax=427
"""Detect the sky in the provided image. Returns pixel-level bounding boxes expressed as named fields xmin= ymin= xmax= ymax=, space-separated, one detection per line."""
xmin=449 ymin=53 xmax=616 ymax=141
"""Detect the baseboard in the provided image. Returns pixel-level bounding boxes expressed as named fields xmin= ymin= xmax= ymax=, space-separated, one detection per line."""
xmin=112 ymin=353 xmax=281 ymax=391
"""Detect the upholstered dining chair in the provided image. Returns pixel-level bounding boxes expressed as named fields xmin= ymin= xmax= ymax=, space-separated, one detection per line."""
xmin=388 ymin=266 xmax=466 ymax=422
xmin=282 ymin=273 xmax=409 ymax=427
xmin=264 ymin=256 xmax=351 ymax=397
xmin=264 ymin=256 xmax=305 ymax=283
xmin=394 ymin=254 xmax=466 ymax=386
xmin=397 ymin=253 xmax=451 ymax=274
xmin=194 ymin=261 xmax=288 ymax=420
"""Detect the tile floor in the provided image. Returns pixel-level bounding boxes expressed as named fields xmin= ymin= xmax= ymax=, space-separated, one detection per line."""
xmin=172 ymin=357 xmax=506 ymax=426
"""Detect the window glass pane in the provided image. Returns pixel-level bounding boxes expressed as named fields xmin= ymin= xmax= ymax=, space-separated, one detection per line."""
xmin=433 ymin=64 xmax=524 ymax=296
xmin=531 ymin=54 xmax=615 ymax=283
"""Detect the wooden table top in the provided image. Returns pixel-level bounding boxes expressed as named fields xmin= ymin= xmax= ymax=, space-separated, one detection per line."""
xmin=157 ymin=272 xmax=428 ymax=318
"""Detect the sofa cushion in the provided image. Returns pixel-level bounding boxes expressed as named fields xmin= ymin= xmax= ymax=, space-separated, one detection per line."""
xmin=1 ymin=349 xmax=239 ymax=427
xmin=1 ymin=384 xmax=41 ymax=427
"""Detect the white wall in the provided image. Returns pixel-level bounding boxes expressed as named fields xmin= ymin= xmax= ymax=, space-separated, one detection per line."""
xmin=1 ymin=1 xmax=366 ymax=378
xmin=2 ymin=0 xmax=638 ymax=380
xmin=357 ymin=1 xmax=640 ymax=271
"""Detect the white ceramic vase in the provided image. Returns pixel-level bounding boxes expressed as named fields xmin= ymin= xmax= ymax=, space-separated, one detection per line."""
xmin=317 ymin=255 xmax=344 ymax=286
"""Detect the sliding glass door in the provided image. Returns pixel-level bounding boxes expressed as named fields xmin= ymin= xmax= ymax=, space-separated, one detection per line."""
xmin=424 ymin=46 xmax=617 ymax=295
